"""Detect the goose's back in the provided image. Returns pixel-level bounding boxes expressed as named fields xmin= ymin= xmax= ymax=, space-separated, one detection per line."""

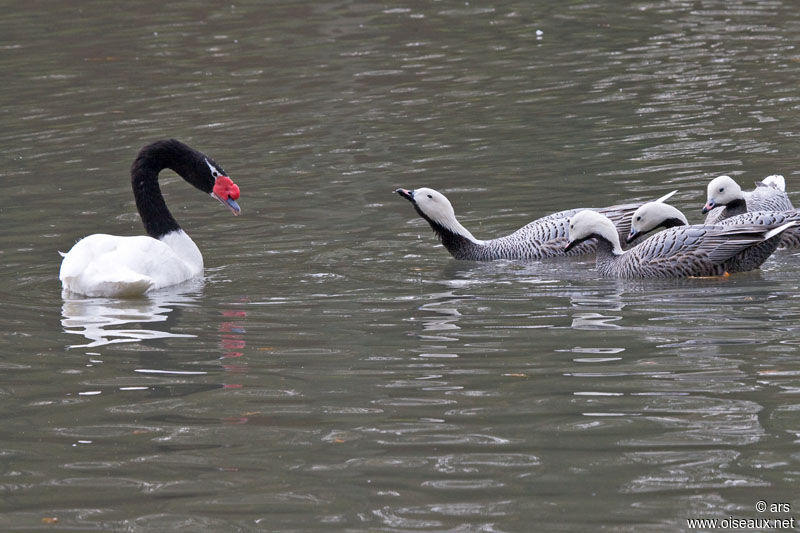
xmin=607 ymin=227 xmax=726 ymax=278
xmin=747 ymin=185 xmax=793 ymax=213
xmin=603 ymin=224 xmax=783 ymax=278
xmin=484 ymin=209 xmax=578 ymax=260
xmin=722 ymin=210 xmax=800 ymax=249
xmin=482 ymin=203 xmax=639 ymax=260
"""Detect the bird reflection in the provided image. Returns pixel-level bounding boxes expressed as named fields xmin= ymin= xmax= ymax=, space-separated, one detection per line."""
xmin=61 ymin=284 xmax=201 ymax=349
xmin=219 ymin=299 xmax=248 ymax=378
xmin=419 ymin=291 xmax=463 ymax=341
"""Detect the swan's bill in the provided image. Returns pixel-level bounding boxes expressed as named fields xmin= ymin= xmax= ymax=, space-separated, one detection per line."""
xmin=211 ymin=175 xmax=241 ymax=216
xmin=212 ymin=192 xmax=241 ymax=215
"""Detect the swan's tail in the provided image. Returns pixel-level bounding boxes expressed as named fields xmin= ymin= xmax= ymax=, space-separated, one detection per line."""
xmin=60 ymin=265 xmax=155 ymax=298
xmin=61 ymin=277 xmax=154 ymax=298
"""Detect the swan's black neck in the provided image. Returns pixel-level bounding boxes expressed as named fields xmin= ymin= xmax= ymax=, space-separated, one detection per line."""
xmin=131 ymin=139 xmax=217 ymax=239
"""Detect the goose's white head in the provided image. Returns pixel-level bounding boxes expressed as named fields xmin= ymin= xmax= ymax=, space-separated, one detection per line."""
xmin=565 ymin=210 xmax=624 ymax=255
xmin=703 ymin=175 xmax=743 ymax=214
xmin=395 ymin=187 xmax=481 ymax=243
xmin=627 ymin=202 xmax=688 ymax=244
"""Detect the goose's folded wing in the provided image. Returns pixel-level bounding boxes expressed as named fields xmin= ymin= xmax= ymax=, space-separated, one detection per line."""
xmin=698 ymin=224 xmax=783 ymax=264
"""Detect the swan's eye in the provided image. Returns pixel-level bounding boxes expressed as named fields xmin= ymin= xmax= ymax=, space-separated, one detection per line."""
xmin=719 ymin=187 xmax=724 ymax=193
xmin=205 ymin=159 xmax=224 ymax=179
xmin=635 ymin=216 xmax=641 ymax=221
xmin=427 ymin=194 xmax=433 ymax=199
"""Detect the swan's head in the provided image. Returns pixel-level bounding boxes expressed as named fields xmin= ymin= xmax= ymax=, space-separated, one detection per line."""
xmin=627 ymin=202 xmax=688 ymax=244
xmin=206 ymin=159 xmax=241 ymax=216
xmin=135 ymin=139 xmax=242 ymax=216
xmin=565 ymin=210 xmax=623 ymax=254
xmin=703 ymin=175 xmax=742 ymax=214
xmin=395 ymin=187 xmax=480 ymax=243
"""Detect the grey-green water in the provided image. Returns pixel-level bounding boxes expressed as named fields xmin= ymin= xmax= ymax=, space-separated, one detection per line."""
xmin=2 ymin=1 xmax=800 ymax=531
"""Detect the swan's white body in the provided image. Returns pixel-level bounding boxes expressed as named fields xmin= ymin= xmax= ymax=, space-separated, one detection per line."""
xmin=59 ymin=230 xmax=203 ymax=297
xmin=57 ymin=139 xmax=240 ymax=298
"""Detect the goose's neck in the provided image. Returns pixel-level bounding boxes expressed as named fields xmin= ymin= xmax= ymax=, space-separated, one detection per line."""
xmin=416 ymin=206 xmax=485 ymax=260
xmin=726 ymin=197 xmax=747 ymax=215
xmin=131 ymin=140 xmax=201 ymax=239
xmin=594 ymin=237 xmax=623 ymax=274
xmin=595 ymin=220 xmax=625 ymax=256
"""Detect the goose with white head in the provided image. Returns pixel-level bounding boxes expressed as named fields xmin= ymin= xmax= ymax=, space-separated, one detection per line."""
xmin=395 ymin=187 xmax=676 ymax=261
xmin=59 ymin=139 xmax=242 ymax=297
xmin=630 ymin=196 xmax=800 ymax=247
xmin=627 ymin=200 xmax=800 ymax=271
xmin=567 ymin=209 xmax=796 ymax=279
xmin=703 ymin=174 xmax=792 ymax=224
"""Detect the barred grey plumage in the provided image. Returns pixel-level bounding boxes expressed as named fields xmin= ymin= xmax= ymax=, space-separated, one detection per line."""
xmin=394 ymin=187 xmax=675 ymax=261
xmin=628 ymin=201 xmax=800 ymax=257
xmin=568 ymin=209 xmax=797 ymax=279
xmin=724 ymin=210 xmax=800 ymax=249
xmin=703 ymin=174 xmax=793 ymax=224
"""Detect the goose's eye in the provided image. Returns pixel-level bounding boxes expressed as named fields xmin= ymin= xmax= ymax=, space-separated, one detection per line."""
xmin=719 ymin=187 xmax=724 ymax=193
xmin=635 ymin=216 xmax=641 ymax=221
xmin=427 ymin=194 xmax=433 ymax=199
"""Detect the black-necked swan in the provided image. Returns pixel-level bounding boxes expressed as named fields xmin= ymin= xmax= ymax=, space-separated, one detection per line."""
xmin=702 ymin=174 xmax=793 ymax=224
xmin=394 ymin=187 xmax=675 ymax=261
xmin=565 ymin=209 xmax=796 ymax=278
xmin=59 ymin=139 xmax=241 ymax=297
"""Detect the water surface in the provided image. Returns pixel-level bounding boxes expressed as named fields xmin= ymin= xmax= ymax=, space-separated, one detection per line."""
xmin=2 ymin=1 xmax=800 ymax=531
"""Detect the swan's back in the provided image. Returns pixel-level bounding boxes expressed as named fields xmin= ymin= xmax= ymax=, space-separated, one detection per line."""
xmin=59 ymin=233 xmax=202 ymax=297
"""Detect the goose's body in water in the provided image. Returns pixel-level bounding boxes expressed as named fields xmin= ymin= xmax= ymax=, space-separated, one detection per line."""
xmin=59 ymin=139 xmax=242 ymax=297
xmin=567 ymin=210 xmax=797 ymax=279
xmin=629 ymin=201 xmax=800 ymax=271
xmin=628 ymin=200 xmax=800 ymax=257
xmin=395 ymin=187 xmax=675 ymax=261
xmin=702 ymin=174 xmax=793 ymax=224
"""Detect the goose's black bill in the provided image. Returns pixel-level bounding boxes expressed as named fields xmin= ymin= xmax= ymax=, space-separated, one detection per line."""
xmin=395 ymin=188 xmax=414 ymax=202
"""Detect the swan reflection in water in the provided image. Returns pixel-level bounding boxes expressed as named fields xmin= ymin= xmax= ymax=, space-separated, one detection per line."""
xmin=61 ymin=282 xmax=202 ymax=349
